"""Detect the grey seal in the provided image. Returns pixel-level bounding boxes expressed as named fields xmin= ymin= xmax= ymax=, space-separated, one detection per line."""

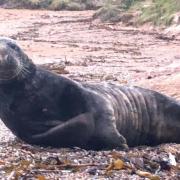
xmin=0 ymin=37 xmax=179 ymax=150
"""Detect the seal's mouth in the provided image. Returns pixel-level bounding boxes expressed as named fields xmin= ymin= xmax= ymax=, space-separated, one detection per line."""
xmin=0 ymin=54 xmax=23 ymax=81
xmin=0 ymin=64 xmax=23 ymax=81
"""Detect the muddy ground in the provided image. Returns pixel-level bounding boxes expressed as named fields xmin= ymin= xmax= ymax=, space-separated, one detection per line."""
xmin=0 ymin=9 xmax=179 ymax=179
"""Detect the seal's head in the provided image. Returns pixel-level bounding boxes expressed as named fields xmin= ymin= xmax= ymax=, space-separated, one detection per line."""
xmin=0 ymin=37 xmax=35 ymax=83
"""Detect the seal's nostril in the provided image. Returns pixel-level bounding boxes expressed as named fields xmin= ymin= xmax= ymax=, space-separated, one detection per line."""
xmin=0 ymin=52 xmax=8 ymax=64
xmin=0 ymin=47 xmax=7 ymax=63
xmin=0 ymin=55 xmax=3 ymax=63
xmin=0 ymin=54 xmax=7 ymax=63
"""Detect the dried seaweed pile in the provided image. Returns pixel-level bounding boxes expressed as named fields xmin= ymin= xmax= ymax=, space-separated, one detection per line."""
xmin=0 ymin=137 xmax=179 ymax=179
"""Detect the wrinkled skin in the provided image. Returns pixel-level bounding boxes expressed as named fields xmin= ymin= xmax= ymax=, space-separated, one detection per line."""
xmin=0 ymin=37 xmax=179 ymax=150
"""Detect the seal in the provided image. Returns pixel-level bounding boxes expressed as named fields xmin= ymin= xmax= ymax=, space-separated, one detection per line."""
xmin=0 ymin=37 xmax=179 ymax=150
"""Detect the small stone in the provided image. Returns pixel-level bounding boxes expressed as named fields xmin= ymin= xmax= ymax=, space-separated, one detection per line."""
xmin=147 ymin=75 xmax=152 ymax=79
xmin=86 ymin=167 xmax=97 ymax=175
xmin=103 ymin=74 xmax=117 ymax=81
xmin=130 ymin=157 xmax=144 ymax=169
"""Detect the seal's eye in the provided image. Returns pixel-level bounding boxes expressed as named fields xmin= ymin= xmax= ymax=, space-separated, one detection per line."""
xmin=8 ymin=42 xmax=20 ymax=52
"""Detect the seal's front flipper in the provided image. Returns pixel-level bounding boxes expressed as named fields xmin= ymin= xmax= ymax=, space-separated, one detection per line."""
xmin=29 ymin=113 xmax=95 ymax=148
xmin=101 ymin=130 xmax=129 ymax=150
xmin=89 ymin=118 xmax=129 ymax=150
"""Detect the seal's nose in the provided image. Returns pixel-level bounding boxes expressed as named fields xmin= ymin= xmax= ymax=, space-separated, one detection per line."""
xmin=0 ymin=55 xmax=3 ymax=63
xmin=0 ymin=54 xmax=5 ymax=64
xmin=0 ymin=54 xmax=4 ymax=64
xmin=0 ymin=45 xmax=8 ymax=64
